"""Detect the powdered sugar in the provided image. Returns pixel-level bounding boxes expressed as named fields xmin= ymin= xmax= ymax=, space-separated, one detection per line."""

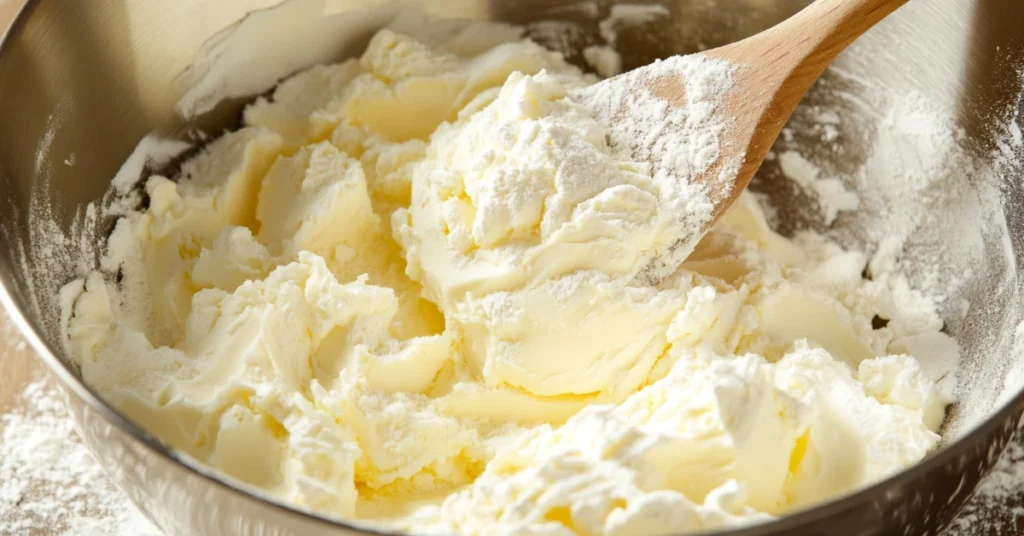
xmin=575 ymin=54 xmax=736 ymax=282
xmin=581 ymin=55 xmax=736 ymax=183
xmin=0 ymin=380 xmax=160 ymax=536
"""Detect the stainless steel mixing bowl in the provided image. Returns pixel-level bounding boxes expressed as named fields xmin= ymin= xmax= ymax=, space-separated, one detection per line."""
xmin=1 ymin=1 xmax=1023 ymax=535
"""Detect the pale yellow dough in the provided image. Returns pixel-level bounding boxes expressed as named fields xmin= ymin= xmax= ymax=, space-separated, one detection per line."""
xmin=64 ymin=25 xmax=956 ymax=535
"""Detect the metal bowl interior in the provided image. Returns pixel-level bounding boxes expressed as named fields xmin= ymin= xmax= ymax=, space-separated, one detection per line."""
xmin=0 ymin=1 xmax=1023 ymax=535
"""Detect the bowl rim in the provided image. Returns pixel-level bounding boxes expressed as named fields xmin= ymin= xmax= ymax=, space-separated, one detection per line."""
xmin=0 ymin=0 xmax=1020 ymax=534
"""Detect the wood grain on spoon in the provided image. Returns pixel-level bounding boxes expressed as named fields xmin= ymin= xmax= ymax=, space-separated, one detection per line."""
xmin=702 ymin=0 xmax=909 ymax=220
xmin=597 ymin=0 xmax=909 ymax=227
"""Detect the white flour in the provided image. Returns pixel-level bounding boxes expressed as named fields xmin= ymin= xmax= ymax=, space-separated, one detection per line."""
xmin=0 ymin=380 xmax=160 ymax=536
xmin=945 ymin=432 xmax=1024 ymax=536
xmin=0 ymin=311 xmax=155 ymax=536
xmin=575 ymin=54 xmax=736 ymax=282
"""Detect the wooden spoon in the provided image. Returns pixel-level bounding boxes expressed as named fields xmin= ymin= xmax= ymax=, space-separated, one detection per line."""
xmin=579 ymin=0 xmax=908 ymax=280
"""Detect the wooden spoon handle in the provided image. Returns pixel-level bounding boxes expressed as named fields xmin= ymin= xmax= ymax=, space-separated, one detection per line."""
xmin=762 ymin=0 xmax=910 ymax=86
xmin=716 ymin=0 xmax=910 ymax=122
xmin=706 ymin=0 xmax=909 ymax=216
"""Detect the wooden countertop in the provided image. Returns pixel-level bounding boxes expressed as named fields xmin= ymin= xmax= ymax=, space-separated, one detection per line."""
xmin=0 ymin=308 xmax=45 ymax=416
